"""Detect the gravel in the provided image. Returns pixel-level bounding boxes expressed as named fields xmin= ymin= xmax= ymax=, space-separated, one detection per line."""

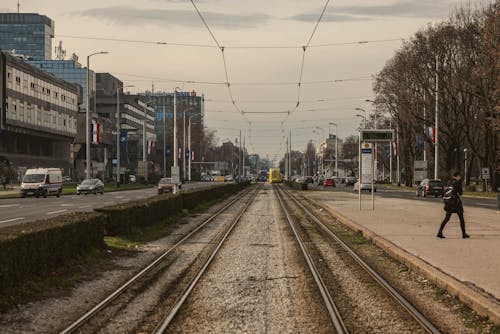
xmin=168 ymin=186 xmax=334 ymax=333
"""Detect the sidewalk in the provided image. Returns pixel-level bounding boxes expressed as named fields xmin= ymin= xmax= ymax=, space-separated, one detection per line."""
xmin=303 ymin=190 xmax=500 ymax=323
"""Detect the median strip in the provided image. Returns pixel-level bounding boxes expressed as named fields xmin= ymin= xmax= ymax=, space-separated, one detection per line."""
xmin=0 ymin=217 xmax=25 ymax=224
xmin=46 ymin=209 xmax=68 ymax=215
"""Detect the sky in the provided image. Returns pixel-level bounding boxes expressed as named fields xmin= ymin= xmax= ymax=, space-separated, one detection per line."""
xmin=2 ymin=0 xmax=493 ymax=163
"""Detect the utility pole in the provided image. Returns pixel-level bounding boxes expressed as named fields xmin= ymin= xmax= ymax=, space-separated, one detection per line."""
xmin=243 ymin=136 xmax=246 ymax=179
xmin=239 ymin=130 xmax=242 ymax=181
xmin=173 ymin=87 xmax=179 ymax=194
xmin=423 ymin=91 xmax=427 ymax=162
xmin=434 ymin=55 xmax=439 ymax=179
xmin=163 ymin=103 xmax=166 ymax=177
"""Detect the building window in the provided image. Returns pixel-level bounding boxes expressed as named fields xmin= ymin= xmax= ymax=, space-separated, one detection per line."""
xmin=15 ymin=76 xmax=21 ymax=85
xmin=55 ymin=92 xmax=59 ymax=98
xmin=30 ymin=82 xmax=35 ymax=90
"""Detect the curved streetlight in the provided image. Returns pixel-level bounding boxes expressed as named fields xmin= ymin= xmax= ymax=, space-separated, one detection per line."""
xmin=86 ymin=51 xmax=108 ymax=179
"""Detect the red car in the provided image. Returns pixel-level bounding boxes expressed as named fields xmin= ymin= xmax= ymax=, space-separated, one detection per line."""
xmin=323 ymin=178 xmax=336 ymax=187
xmin=157 ymin=178 xmax=181 ymax=194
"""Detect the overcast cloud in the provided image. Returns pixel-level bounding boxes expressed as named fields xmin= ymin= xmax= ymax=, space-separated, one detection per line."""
xmin=75 ymin=6 xmax=272 ymax=28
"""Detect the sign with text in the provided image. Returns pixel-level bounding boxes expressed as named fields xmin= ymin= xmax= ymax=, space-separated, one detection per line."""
xmin=171 ymin=166 xmax=180 ymax=184
xmin=414 ymin=160 xmax=428 ymax=181
xmin=361 ymin=142 xmax=373 ymax=184
xmin=481 ymin=167 xmax=490 ymax=180
xmin=361 ymin=129 xmax=394 ymax=142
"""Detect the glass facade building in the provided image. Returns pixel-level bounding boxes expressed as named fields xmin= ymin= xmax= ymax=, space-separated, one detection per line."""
xmin=0 ymin=13 xmax=54 ymax=61
xmin=28 ymin=58 xmax=94 ymax=110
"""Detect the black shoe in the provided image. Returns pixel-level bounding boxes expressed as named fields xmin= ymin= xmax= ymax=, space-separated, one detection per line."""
xmin=437 ymin=234 xmax=445 ymax=239
xmin=462 ymin=234 xmax=470 ymax=239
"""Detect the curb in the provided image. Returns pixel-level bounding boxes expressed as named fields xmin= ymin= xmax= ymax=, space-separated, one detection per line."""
xmin=316 ymin=202 xmax=500 ymax=325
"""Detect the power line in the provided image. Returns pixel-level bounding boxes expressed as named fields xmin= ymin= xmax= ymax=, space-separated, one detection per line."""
xmin=294 ymin=0 xmax=331 ymax=115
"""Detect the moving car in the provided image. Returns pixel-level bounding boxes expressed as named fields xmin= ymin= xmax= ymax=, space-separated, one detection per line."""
xmin=77 ymin=178 xmax=104 ymax=195
xmin=416 ymin=179 xmax=444 ymax=197
xmin=157 ymin=177 xmax=181 ymax=194
xmin=345 ymin=177 xmax=357 ymax=186
xmin=21 ymin=168 xmax=62 ymax=198
xmin=353 ymin=181 xmax=377 ymax=192
xmin=323 ymin=178 xmax=336 ymax=187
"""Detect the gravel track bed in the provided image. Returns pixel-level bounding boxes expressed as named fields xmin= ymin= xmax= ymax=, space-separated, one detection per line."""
xmin=0 ymin=189 xmax=252 ymax=334
xmin=300 ymin=190 xmax=498 ymax=334
xmin=168 ymin=185 xmax=334 ymax=333
xmin=281 ymin=188 xmax=424 ymax=333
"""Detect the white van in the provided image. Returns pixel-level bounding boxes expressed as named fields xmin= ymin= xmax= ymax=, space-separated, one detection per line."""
xmin=21 ymin=168 xmax=63 ymax=198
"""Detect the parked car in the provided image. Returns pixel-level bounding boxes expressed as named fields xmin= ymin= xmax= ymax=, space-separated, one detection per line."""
xmin=317 ymin=176 xmax=325 ymax=186
xmin=62 ymin=176 xmax=72 ymax=183
xmin=224 ymin=174 xmax=234 ymax=182
xmin=201 ymin=174 xmax=213 ymax=182
xmin=323 ymin=178 xmax=336 ymax=187
xmin=214 ymin=175 xmax=225 ymax=182
xmin=305 ymin=176 xmax=314 ymax=184
xmin=157 ymin=177 xmax=181 ymax=194
xmin=353 ymin=181 xmax=377 ymax=192
xmin=129 ymin=175 xmax=136 ymax=183
xmin=77 ymin=178 xmax=104 ymax=195
xmin=416 ymin=179 xmax=444 ymax=197
xmin=345 ymin=177 xmax=357 ymax=186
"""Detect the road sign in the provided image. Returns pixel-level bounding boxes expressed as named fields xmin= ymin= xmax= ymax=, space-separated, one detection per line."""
xmin=171 ymin=166 xmax=180 ymax=184
xmin=414 ymin=160 xmax=428 ymax=182
xmin=361 ymin=143 xmax=373 ymax=184
xmin=481 ymin=167 xmax=490 ymax=180
xmin=361 ymin=129 xmax=394 ymax=142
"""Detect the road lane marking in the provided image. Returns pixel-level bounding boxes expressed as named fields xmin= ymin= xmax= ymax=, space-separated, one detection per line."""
xmin=79 ymin=205 xmax=90 ymax=209
xmin=0 ymin=204 xmax=18 ymax=208
xmin=60 ymin=204 xmax=73 ymax=207
xmin=0 ymin=217 xmax=25 ymax=224
xmin=103 ymin=202 xmax=114 ymax=205
xmin=46 ymin=209 xmax=68 ymax=215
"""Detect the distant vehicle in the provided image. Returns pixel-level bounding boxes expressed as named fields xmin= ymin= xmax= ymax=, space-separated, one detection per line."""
xmin=258 ymin=175 xmax=267 ymax=182
xmin=345 ymin=177 xmax=357 ymax=186
xmin=323 ymin=178 xmax=336 ymax=187
xmin=295 ymin=176 xmax=306 ymax=183
xmin=62 ymin=176 xmax=72 ymax=183
xmin=129 ymin=175 xmax=136 ymax=183
xmin=214 ymin=175 xmax=225 ymax=182
xmin=354 ymin=181 xmax=377 ymax=192
xmin=21 ymin=168 xmax=62 ymax=198
xmin=157 ymin=177 xmax=181 ymax=194
xmin=201 ymin=174 xmax=213 ymax=182
xmin=317 ymin=176 xmax=325 ymax=186
xmin=305 ymin=176 xmax=314 ymax=184
xmin=77 ymin=179 xmax=104 ymax=195
xmin=224 ymin=175 xmax=234 ymax=182
xmin=416 ymin=179 xmax=444 ymax=197
xmin=269 ymin=168 xmax=282 ymax=183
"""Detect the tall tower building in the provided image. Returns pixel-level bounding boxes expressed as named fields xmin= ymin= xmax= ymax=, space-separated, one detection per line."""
xmin=0 ymin=13 xmax=54 ymax=60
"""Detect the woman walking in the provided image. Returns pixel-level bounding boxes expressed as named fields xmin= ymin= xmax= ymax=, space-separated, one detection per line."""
xmin=437 ymin=171 xmax=470 ymax=239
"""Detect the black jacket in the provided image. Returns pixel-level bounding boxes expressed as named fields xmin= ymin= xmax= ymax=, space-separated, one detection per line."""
xmin=445 ymin=178 xmax=463 ymax=213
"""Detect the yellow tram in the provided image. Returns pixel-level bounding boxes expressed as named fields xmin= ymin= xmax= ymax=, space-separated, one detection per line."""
xmin=268 ymin=168 xmax=282 ymax=183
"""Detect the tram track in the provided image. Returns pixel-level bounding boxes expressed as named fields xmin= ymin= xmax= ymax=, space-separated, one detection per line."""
xmin=274 ymin=184 xmax=441 ymax=334
xmin=59 ymin=184 xmax=259 ymax=334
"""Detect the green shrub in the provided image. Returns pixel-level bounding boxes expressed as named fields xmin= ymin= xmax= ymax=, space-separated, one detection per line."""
xmin=96 ymin=182 xmax=250 ymax=236
xmin=0 ymin=213 xmax=105 ymax=293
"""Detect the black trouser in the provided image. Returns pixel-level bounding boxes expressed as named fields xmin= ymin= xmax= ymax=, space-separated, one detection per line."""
xmin=438 ymin=210 xmax=467 ymax=236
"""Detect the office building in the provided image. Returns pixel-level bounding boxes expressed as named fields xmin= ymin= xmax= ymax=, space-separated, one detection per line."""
xmin=0 ymin=13 xmax=54 ymax=61
xmin=0 ymin=52 xmax=78 ymax=177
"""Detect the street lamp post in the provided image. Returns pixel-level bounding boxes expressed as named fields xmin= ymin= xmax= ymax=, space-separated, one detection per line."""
xmin=188 ymin=115 xmax=199 ymax=181
xmin=116 ymin=84 xmax=134 ymax=186
xmin=86 ymin=51 xmax=108 ymax=180
xmin=173 ymin=87 xmax=180 ymax=194
xmin=329 ymin=122 xmax=338 ymax=177
xmin=355 ymin=108 xmax=367 ymax=128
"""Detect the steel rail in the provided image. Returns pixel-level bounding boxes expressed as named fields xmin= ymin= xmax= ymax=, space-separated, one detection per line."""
xmin=153 ymin=184 xmax=261 ymax=333
xmin=60 ymin=185 xmax=256 ymax=334
xmin=282 ymin=186 xmax=441 ymax=334
xmin=273 ymin=185 xmax=348 ymax=334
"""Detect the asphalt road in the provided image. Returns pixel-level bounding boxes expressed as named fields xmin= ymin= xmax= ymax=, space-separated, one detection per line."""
xmin=0 ymin=182 xmax=220 ymax=228
xmin=309 ymin=183 xmax=498 ymax=210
